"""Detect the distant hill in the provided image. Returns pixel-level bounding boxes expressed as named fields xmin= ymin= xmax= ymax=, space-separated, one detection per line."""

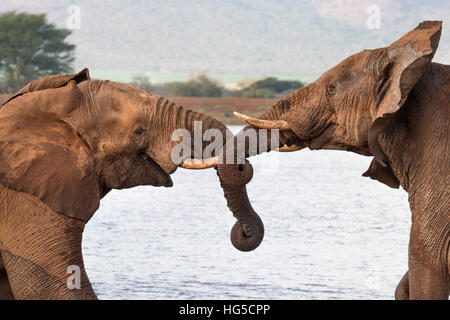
xmin=2 ymin=0 xmax=449 ymax=83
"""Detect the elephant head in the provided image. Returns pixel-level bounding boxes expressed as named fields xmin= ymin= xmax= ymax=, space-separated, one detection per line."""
xmin=217 ymin=21 xmax=442 ymax=191
xmin=0 ymin=68 xmax=264 ymax=251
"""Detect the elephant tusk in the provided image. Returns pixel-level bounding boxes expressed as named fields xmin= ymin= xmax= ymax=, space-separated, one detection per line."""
xmin=276 ymin=144 xmax=305 ymax=152
xmin=180 ymin=157 xmax=219 ymax=169
xmin=233 ymin=112 xmax=291 ymax=130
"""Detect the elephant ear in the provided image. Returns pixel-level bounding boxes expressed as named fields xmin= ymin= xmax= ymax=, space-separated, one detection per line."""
xmin=362 ymin=159 xmax=400 ymax=189
xmin=2 ymin=68 xmax=90 ymax=106
xmin=0 ymin=113 xmax=100 ymax=222
xmin=0 ymin=70 xmax=100 ymax=222
xmin=368 ymin=21 xmax=442 ymax=167
xmin=1 ymin=79 xmax=85 ymax=118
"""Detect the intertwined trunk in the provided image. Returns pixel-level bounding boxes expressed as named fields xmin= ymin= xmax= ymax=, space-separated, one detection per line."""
xmin=215 ymin=91 xmax=310 ymax=251
xmin=156 ymin=98 xmax=265 ymax=252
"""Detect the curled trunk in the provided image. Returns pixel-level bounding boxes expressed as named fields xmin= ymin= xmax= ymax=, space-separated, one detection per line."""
xmin=216 ymin=136 xmax=265 ymax=252
xmin=215 ymin=95 xmax=303 ymax=251
xmin=217 ymin=172 xmax=264 ymax=252
xmin=158 ymin=98 xmax=265 ymax=251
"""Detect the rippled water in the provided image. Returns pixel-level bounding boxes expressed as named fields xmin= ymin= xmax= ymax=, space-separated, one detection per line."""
xmin=83 ymin=126 xmax=411 ymax=299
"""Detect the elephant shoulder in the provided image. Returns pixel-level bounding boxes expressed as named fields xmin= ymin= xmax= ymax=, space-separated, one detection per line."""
xmin=0 ymin=112 xmax=100 ymax=222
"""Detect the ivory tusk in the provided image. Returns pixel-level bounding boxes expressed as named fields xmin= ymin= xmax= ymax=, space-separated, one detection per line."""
xmin=180 ymin=157 xmax=219 ymax=169
xmin=276 ymin=144 xmax=305 ymax=152
xmin=233 ymin=112 xmax=291 ymax=130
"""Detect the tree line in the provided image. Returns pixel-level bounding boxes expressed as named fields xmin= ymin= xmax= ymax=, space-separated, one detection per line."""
xmin=129 ymin=72 xmax=304 ymax=98
xmin=0 ymin=11 xmax=304 ymax=97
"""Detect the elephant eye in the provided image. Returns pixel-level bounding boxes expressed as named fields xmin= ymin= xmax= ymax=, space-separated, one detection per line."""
xmin=134 ymin=127 xmax=146 ymax=136
xmin=327 ymin=84 xmax=337 ymax=96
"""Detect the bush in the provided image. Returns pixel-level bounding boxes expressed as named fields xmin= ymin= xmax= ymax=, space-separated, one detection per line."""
xmin=240 ymin=77 xmax=304 ymax=98
xmin=129 ymin=72 xmax=224 ymax=97
xmin=129 ymin=75 xmax=154 ymax=93
xmin=242 ymin=87 xmax=275 ymax=98
xmin=172 ymin=73 xmax=223 ymax=97
xmin=128 ymin=73 xmax=305 ymax=98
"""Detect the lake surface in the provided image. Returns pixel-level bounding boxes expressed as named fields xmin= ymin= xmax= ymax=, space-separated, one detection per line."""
xmin=83 ymin=126 xmax=411 ymax=299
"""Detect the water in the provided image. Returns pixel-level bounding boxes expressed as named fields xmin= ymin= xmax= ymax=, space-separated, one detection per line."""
xmin=83 ymin=126 xmax=411 ymax=299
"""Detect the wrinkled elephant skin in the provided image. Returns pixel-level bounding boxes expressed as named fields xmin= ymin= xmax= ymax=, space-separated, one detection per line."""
xmin=232 ymin=21 xmax=449 ymax=300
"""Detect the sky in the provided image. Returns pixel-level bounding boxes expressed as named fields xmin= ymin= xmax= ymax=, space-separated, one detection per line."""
xmin=2 ymin=0 xmax=449 ymax=85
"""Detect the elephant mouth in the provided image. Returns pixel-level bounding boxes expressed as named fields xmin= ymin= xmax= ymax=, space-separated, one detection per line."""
xmin=116 ymin=151 xmax=174 ymax=189
xmin=308 ymin=135 xmax=332 ymax=150
xmin=305 ymin=124 xmax=371 ymax=155
xmin=143 ymin=153 xmax=174 ymax=187
xmin=307 ymin=124 xmax=336 ymax=150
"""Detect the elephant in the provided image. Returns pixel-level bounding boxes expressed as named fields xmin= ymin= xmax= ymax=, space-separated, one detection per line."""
xmin=0 ymin=68 xmax=264 ymax=299
xmin=212 ymin=21 xmax=449 ymax=299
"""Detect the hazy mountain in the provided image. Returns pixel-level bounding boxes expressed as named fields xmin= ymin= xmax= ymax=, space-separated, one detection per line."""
xmin=2 ymin=0 xmax=449 ymax=83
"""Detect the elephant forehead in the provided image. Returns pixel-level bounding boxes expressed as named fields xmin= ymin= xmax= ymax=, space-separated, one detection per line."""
xmin=322 ymin=50 xmax=376 ymax=81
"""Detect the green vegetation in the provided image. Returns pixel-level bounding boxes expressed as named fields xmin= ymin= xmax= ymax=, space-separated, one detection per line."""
xmin=129 ymin=73 xmax=223 ymax=97
xmin=0 ymin=10 xmax=304 ymax=101
xmin=171 ymin=72 xmax=223 ymax=97
xmin=241 ymin=77 xmax=304 ymax=98
xmin=0 ymin=11 xmax=75 ymax=93
xmin=129 ymin=73 xmax=304 ymax=98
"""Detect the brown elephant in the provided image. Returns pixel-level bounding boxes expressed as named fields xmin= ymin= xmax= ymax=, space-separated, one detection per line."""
xmin=214 ymin=21 xmax=449 ymax=299
xmin=0 ymin=68 xmax=264 ymax=299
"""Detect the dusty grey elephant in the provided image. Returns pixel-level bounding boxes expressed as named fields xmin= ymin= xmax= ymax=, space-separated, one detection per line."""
xmin=0 ymin=69 xmax=264 ymax=299
xmin=215 ymin=21 xmax=449 ymax=299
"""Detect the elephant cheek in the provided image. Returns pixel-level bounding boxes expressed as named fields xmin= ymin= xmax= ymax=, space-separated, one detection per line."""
xmin=355 ymin=116 xmax=372 ymax=145
xmin=103 ymin=158 xmax=174 ymax=189
xmin=286 ymin=108 xmax=326 ymax=141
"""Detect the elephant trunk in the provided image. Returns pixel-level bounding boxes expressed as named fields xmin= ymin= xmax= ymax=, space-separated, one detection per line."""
xmin=215 ymin=94 xmax=307 ymax=251
xmin=241 ymin=97 xmax=303 ymax=158
xmin=160 ymin=99 xmax=265 ymax=251
xmin=164 ymin=98 xmax=231 ymax=158
xmin=216 ymin=134 xmax=265 ymax=252
xmin=218 ymin=173 xmax=264 ymax=252
xmin=182 ymin=110 xmax=265 ymax=252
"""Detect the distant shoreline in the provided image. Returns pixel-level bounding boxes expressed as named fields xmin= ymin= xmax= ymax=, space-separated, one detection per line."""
xmin=85 ymin=68 xmax=317 ymax=88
